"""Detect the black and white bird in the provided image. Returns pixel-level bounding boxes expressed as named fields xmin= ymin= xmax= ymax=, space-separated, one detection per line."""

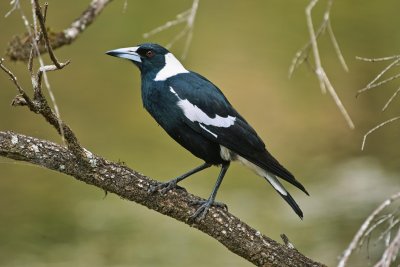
xmin=106 ymin=43 xmax=308 ymax=221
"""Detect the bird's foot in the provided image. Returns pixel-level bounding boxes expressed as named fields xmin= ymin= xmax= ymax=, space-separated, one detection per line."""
xmin=188 ymin=199 xmax=228 ymax=222
xmin=148 ymin=179 xmax=185 ymax=194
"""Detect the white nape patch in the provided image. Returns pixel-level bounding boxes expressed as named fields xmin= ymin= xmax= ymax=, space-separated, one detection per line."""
xmin=154 ymin=53 xmax=189 ymax=81
xmin=169 ymin=87 xmax=236 ymax=132
xmin=236 ymin=154 xmax=288 ymax=196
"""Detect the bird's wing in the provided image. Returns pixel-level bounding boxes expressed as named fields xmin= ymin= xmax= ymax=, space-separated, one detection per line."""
xmin=167 ymin=72 xmax=307 ymax=194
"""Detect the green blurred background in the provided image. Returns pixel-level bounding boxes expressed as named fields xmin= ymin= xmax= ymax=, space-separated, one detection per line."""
xmin=1 ymin=1 xmax=399 ymax=266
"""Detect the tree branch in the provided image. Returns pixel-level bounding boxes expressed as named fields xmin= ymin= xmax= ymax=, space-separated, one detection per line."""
xmin=0 ymin=131 xmax=325 ymax=267
xmin=6 ymin=0 xmax=114 ymax=62
xmin=338 ymin=192 xmax=400 ymax=267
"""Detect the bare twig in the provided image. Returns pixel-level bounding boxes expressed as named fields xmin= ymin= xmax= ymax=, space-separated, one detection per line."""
xmin=306 ymin=0 xmax=328 ymax=92
xmin=4 ymin=0 xmax=19 ymax=18
xmin=356 ymin=53 xmax=400 ymax=150
xmin=338 ymin=192 xmax=400 ymax=267
xmin=361 ymin=116 xmax=400 ymax=151
xmin=376 ymin=218 xmax=400 ymax=244
xmin=374 ymin=227 xmax=400 ymax=267
xmin=357 ymin=63 xmax=400 ymax=96
xmin=33 ymin=0 xmax=63 ymax=69
xmin=0 ymin=58 xmax=35 ymax=108
xmin=321 ymin=70 xmax=354 ymax=129
xmin=382 ymin=86 xmax=400 ymax=111
xmin=356 ymin=54 xmax=400 ymax=150
xmin=356 ymin=55 xmax=400 ymax=62
xmin=288 ymin=18 xmax=329 ymax=78
xmin=289 ymin=0 xmax=354 ymax=129
xmin=280 ymin=234 xmax=296 ymax=250
xmin=327 ymin=21 xmax=348 ymax=72
xmin=359 ymin=214 xmax=392 ymax=248
xmin=364 ymin=57 xmax=400 ymax=91
xmin=143 ymin=0 xmax=199 ymax=59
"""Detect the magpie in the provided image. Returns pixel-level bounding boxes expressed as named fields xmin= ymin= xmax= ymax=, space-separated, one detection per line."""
xmin=106 ymin=43 xmax=308 ymax=221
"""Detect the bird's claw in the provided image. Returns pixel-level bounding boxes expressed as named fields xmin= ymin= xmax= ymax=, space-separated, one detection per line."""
xmin=148 ymin=180 xmax=185 ymax=194
xmin=188 ymin=199 xmax=228 ymax=222
xmin=190 ymin=199 xmax=228 ymax=211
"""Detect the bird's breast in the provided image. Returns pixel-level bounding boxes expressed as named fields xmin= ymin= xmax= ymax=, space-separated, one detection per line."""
xmin=141 ymin=83 xmax=182 ymax=129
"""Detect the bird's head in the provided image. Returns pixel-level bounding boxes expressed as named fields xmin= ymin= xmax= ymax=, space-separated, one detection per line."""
xmin=106 ymin=43 xmax=172 ymax=74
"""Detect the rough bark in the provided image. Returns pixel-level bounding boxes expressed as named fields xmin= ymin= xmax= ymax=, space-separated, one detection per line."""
xmin=0 ymin=131 xmax=326 ymax=267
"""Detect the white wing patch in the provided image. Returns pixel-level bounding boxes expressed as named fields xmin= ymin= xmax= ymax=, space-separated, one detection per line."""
xmin=154 ymin=53 xmax=189 ymax=81
xmin=199 ymin=123 xmax=217 ymax=138
xmin=177 ymin=99 xmax=236 ymax=127
xmin=169 ymin=87 xmax=236 ymax=137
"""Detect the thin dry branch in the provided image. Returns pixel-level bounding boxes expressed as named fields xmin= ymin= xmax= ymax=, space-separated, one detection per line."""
xmin=289 ymin=0 xmax=354 ymax=129
xmin=356 ymin=55 xmax=400 ymax=111
xmin=338 ymin=192 xmax=400 ymax=267
xmin=382 ymin=86 xmax=400 ymax=111
xmin=0 ymin=131 xmax=325 ymax=267
xmin=33 ymin=0 xmax=63 ymax=69
xmin=374 ymin=227 xmax=400 ymax=267
xmin=327 ymin=21 xmax=348 ymax=72
xmin=306 ymin=0 xmax=329 ymax=93
xmin=6 ymin=0 xmax=114 ymax=61
xmin=356 ymin=54 xmax=400 ymax=151
xmin=357 ymin=73 xmax=400 ymax=96
xmin=5 ymin=0 xmax=20 ymax=18
xmin=0 ymin=58 xmax=35 ymax=108
xmin=361 ymin=116 xmax=400 ymax=151
xmin=143 ymin=0 xmax=199 ymax=59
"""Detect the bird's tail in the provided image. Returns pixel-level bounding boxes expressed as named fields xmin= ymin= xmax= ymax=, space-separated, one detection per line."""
xmin=264 ymin=173 xmax=304 ymax=219
xmin=236 ymin=155 xmax=304 ymax=219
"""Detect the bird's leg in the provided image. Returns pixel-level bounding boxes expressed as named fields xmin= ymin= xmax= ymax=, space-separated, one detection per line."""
xmin=189 ymin=162 xmax=230 ymax=222
xmin=149 ymin=162 xmax=211 ymax=194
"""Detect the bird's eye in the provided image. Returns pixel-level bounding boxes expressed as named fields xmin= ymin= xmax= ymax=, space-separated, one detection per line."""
xmin=146 ymin=50 xmax=155 ymax=58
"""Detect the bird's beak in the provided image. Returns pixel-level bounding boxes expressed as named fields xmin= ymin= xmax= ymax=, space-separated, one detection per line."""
xmin=106 ymin=46 xmax=142 ymax=63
